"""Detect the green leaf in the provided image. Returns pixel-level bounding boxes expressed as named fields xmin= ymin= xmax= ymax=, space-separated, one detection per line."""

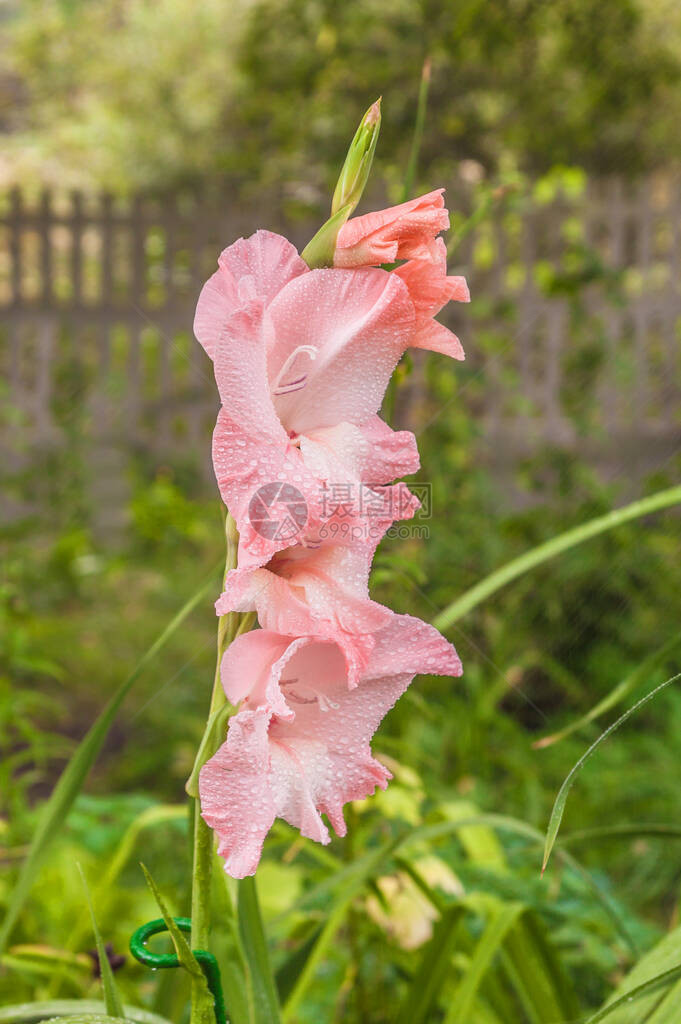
xmin=141 ymin=865 xmax=214 ymax=1024
xmin=587 ymin=923 xmax=681 ymax=1023
xmin=210 ymin=861 xmax=255 ymax=1024
xmin=444 ymin=903 xmax=525 ymax=1023
xmin=499 ymin=910 xmax=580 ymax=1022
xmin=237 ymin=876 xmax=281 ymax=1024
xmin=401 ymin=57 xmax=431 ymax=203
xmin=395 ymin=905 xmax=464 ymax=1024
xmin=542 ymin=671 xmax=681 ymax=872
xmin=399 ymin=813 xmax=637 ymax=955
xmin=0 ymin=1004 xmax=171 ymax=1024
xmin=585 ymin=966 xmax=681 ymax=1023
xmin=43 ymin=1017 xmax=130 ymax=1023
xmin=0 ymin=1005 xmax=171 ymax=1024
xmin=281 ymin=839 xmax=401 ymax=1022
xmin=433 ymin=485 xmax=681 ymax=631
xmin=535 ymin=628 xmax=681 ymax=749
xmin=0 ymin=568 xmax=219 ymax=953
xmin=77 ymin=866 xmax=125 ymax=1019
xmin=68 ymin=805 xmax=187 ymax=955
xmin=560 ymin=823 xmax=681 ymax=848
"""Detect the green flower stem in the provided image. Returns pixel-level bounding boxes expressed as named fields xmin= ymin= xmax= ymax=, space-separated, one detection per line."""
xmin=190 ymin=513 xmax=242 ymax=1022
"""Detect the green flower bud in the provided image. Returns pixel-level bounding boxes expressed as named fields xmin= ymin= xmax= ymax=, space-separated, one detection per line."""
xmin=331 ymin=97 xmax=382 ymax=217
xmin=302 ymin=99 xmax=382 ymax=269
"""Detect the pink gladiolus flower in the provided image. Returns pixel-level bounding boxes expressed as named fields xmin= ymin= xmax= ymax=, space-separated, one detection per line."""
xmin=194 ymin=230 xmax=461 ymax=567
xmin=334 ymin=189 xmax=450 ymax=267
xmin=199 ymin=617 xmax=461 ymax=878
xmin=215 ymin=531 xmax=393 ymax=686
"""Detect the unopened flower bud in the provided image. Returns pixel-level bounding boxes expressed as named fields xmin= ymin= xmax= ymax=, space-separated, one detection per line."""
xmin=302 ymin=99 xmax=382 ymax=269
xmin=331 ymin=98 xmax=381 ymax=217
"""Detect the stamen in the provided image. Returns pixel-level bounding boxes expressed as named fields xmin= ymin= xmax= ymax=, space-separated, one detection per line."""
xmin=273 ymin=345 xmax=318 ymax=396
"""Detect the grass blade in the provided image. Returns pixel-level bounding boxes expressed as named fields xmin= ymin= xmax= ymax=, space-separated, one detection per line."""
xmin=281 ymin=839 xmax=400 ymax=1022
xmin=499 ymin=910 xmax=581 ymax=1022
xmin=395 ymin=905 xmax=464 ymax=1024
xmin=65 ymin=805 xmax=186 ymax=959
xmin=588 ymin=922 xmax=681 ymax=1023
xmin=433 ymin=485 xmax=681 ymax=631
xmin=238 ymin=876 xmax=281 ymax=1024
xmin=534 ymin=628 xmax=681 ymax=749
xmin=398 ymin=813 xmax=637 ymax=955
xmin=78 ymin=865 xmax=125 ymax=1018
xmin=401 ymin=56 xmax=431 ymax=202
xmin=0 ymin=568 xmax=219 ymax=953
xmin=585 ymin=964 xmax=681 ymax=1023
xmin=560 ymin=824 xmax=681 ymax=847
xmin=444 ymin=903 xmax=525 ymax=1023
xmin=0 ymin=1002 xmax=172 ymax=1024
xmin=542 ymin=671 xmax=681 ymax=873
xmin=141 ymin=865 xmax=214 ymax=1024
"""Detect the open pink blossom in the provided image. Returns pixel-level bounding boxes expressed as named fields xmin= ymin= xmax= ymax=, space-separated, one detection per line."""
xmin=199 ymin=616 xmax=461 ymax=878
xmin=195 ymin=230 xmax=456 ymax=567
xmin=215 ymin=529 xmax=394 ymax=686
xmin=334 ymin=189 xmax=450 ymax=267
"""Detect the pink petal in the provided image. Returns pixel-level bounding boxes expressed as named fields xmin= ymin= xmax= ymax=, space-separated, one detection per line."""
xmin=394 ymin=238 xmax=469 ymax=361
xmin=194 ymin=230 xmax=307 ymax=360
xmin=212 ymin=406 xmax=322 ymax=569
xmin=412 ymin=319 xmax=465 ymax=360
xmin=199 ymin=707 xmax=277 ymax=878
xmin=266 ymin=267 xmax=415 ymax=435
xmin=218 ymin=230 xmax=308 ymax=306
xmin=219 ymin=629 xmax=293 ymax=715
xmin=365 ymin=613 xmax=463 ymax=680
xmin=302 ymin=416 xmax=420 ymax=484
xmin=334 ymin=190 xmax=450 ymax=268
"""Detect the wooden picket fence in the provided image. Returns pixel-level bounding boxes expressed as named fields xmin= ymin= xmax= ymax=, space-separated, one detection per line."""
xmin=1 ymin=178 xmax=680 ymax=531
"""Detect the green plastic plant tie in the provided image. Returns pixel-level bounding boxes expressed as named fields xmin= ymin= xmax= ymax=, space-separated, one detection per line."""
xmin=129 ymin=917 xmax=226 ymax=1024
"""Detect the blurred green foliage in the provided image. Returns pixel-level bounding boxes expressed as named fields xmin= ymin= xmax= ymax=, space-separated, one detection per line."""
xmin=2 ymin=0 xmax=681 ymax=195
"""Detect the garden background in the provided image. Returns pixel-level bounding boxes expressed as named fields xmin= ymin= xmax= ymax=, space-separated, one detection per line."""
xmin=2 ymin=1 xmax=681 ymax=1021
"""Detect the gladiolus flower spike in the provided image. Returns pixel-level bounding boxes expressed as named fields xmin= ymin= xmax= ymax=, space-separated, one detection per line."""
xmin=193 ymin=102 xmax=469 ymax=877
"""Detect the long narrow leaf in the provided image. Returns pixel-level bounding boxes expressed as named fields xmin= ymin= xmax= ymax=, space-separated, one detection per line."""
xmin=444 ymin=904 xmax=525 ymax=1023
xmin=585 ymin=964 xmax=681 ymax=1023
xmin=211 ymin=859 xmax=255 ymax=1024
xmin=398 ymin=813 xmax=637 ymax=955
xmin=590 ymin=922 xmax=681 ymax=1024
xmin=396 ymin=906 xmax=464 ymax=1024
xmin=401 ymin=56 xmax=431 ymax=202
xmin=78 ymin=866 xmax=125 ymax=1018
xmin=433 ymin=485 xmax=681 ymax=631
xmin=238 ymin=876 xmax=281 ymax=1024
xmin=282 ymin=839 xmax=400 ymax=1022
xmin=141 ymin=866 xmax=214 ymax=1024
xmin=535 ymin=629 xmax=681 ymax=749
xmin=0 ymin=568 xmax=219 ymax=952
xmin=542 ymin=671 xmax=681 ymax=872
xmin=499 ymin=910 xmax=580 ymax=1022
xmin=0 ymin=1002 xmax=171 ymax=1024
xmin=560 ymin=824 xmax=681 ymax=847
